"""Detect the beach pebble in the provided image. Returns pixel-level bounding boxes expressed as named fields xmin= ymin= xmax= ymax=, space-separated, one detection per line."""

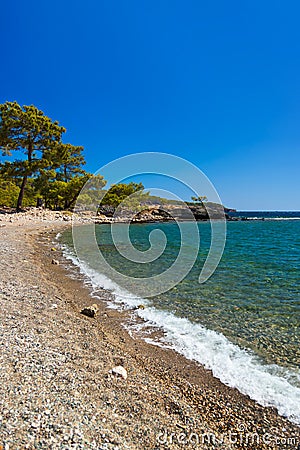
xmin=51 ymin=259 xmax=59 ymax=265
xmin=111 ymin=366 xmax=127 ymax=380
xmin=80 ymin=304 xmax=99 ymax=318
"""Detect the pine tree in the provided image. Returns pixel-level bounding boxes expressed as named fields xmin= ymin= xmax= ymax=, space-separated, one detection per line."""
xmin=0 ymin=101 xmax=65 ymax=210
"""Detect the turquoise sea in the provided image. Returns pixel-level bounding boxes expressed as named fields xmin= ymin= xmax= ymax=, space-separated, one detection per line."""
xmin=60 ymin=212 xmax=300 ymax=424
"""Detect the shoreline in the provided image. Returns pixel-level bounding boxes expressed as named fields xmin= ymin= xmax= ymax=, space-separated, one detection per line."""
xmin=0 ymin=218 xmax=299 ymax=449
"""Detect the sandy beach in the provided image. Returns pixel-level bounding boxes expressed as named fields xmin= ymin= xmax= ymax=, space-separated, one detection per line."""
xmin=0 ymin=210 xmax=299 ymax=449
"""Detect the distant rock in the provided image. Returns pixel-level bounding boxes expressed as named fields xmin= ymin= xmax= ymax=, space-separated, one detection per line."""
xmin=96 ymin=203 xmax=230 ymax=222
xmin=80 ymin=303 xmax=99 ymax=318
xmin=97 ymin=205 xmax=115 ymax=217
xmin=111 ymin=365 xmax=127 ymax=380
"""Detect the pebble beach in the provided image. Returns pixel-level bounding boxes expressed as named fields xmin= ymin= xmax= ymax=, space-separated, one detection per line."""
xmin=0 ymin=209 xmax=299 ymax=449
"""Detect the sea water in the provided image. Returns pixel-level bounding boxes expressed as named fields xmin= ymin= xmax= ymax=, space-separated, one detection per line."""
xmin=60 ymin=214 xmax=300 ymax=424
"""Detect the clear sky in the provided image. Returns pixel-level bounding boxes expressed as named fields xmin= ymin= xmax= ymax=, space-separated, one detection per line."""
xmin=1 ymin=0 xmax=300 ymax=210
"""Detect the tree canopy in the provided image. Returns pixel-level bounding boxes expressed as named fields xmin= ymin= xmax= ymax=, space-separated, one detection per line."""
xmin=191 ymin=195 xmax=208 ymax=205
xmin=0 ymin=102 xmax=67 ymax=209
xmin=101 ymin=182 xmax=149 ymax=209
xmin=0 ymin=101 xmax=104 ymax=210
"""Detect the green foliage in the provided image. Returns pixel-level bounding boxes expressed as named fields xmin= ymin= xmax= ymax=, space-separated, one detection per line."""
xmin=62 ymin=174 xmax=90 ymax=209
xmin=0 ymin=177 xmax=19 ymax=207
xmin=191 ymin=195 xmax=208 ymax=205
xmin=53 ymin=143 xmax=86 ymax=181
xmin=76 ymin=174 xmax=107 ymax=210
xmin=0 ymin=101 xmax=66 ymax=209
xmin=0 ymin=101 xmax=104 ymax=210
xmin=101 ymin=182 xmax=149 ymax=208
xmin=0 ymin=101 xmax=65 ymax=156
xmin=0 ymin=175 xmax=38 ymax=207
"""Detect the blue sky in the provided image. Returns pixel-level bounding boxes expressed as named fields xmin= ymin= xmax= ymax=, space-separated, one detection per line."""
xmin=1 ymin=0 xmax=300 ymax=210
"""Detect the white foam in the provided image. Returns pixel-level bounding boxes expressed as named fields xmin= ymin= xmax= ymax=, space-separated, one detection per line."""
xmin=135 ymin=308 xmax=300 ymax=425
xmin=60 ymin=242 xmax=300 ymax=425
xmin=265 ymin=217 xmax=300 ymax=220
xmin=61 ymin=245 xmax=150 ymax=309
xmin=236 ymin=217 xmax=300 ymax=221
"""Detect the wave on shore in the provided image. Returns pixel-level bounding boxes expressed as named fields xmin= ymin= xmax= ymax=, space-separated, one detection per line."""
xmin=60 ymin=238 xmax=300 ymax=426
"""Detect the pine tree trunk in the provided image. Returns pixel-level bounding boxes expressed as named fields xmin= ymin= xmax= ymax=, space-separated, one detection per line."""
xmin=16 ymin=175 xmax=28 ymax=211
xmin=16 ymin=141 xmax=33 ymax=211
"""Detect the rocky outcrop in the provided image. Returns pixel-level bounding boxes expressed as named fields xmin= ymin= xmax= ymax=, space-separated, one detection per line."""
xmin=0 ymin=204 xmax=232 ymax=225
xmin=95 ymin=203 xmax=229 ymax=222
